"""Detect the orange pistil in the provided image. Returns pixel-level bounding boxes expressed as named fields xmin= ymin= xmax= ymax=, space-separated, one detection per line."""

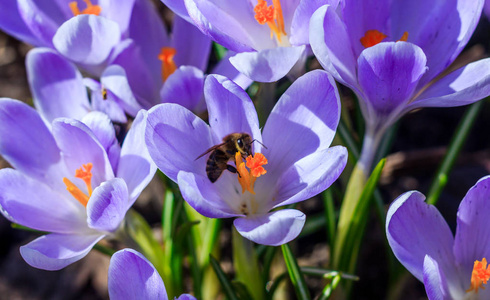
xmin=361 ymin=30 xmax=409 ymax=48
xmin=63 ymin=163 xmax=93 ymax=207
xmin=398 ymin=31 xmax=409 ymax=42
xmin=69 ymin=0 xmax=102 ymax=16
xmin=467 ymin=258 xmax=490 ymax=293
xmin=158 ymin=47 xmax=177 ymax=82
xmin=235 ymin=152 xmax=268 ymax=194
xmin=360 ymin=30 xmax=387 ymax=48
xmin=254 ymin=0 xmax=286 ymax=43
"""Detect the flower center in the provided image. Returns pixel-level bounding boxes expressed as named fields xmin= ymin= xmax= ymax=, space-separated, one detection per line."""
xmin=254 ymin=0 xmax=286 ymax=43
xmin=235 ymin=152 xmax=268 ymax=195
xmin=360 ymin=30 xmax=408 ymax=48
xmin=158 ymin=47 xmax=177 ymax=82
xmin=62 ymin=163 xmax=93 ymax=207
xmin=69 ymin=0 xmax=102 ymax=16
xmin=467 ymin=258 xmax=490 ymax=294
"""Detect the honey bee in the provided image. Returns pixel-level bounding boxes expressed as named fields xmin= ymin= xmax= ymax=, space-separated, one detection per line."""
xmin=195 ymin=133 xmax=255 ymax=183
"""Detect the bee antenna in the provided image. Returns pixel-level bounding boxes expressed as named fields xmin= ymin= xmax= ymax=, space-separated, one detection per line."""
xmin=251 ymin=139 xmax=268 ymax=149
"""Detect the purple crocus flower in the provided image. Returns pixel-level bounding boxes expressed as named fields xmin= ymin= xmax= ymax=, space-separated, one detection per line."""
xmin=121 ymin=0 xmax=251 ymax=113
xmin=0 ymin=98 xmax=156 ymax=270
xmin=109 ymin=248 xmax=196 ymax=300
xmin=162 ymin=0 xmax=340 ymax=82
xmin=0 ymin=0 xmax=139 ymax=76
xmin=310 ymin=0 xmax=490 ymax=171
xmin=26 ymin=48 xmax=143 ymax=123
xmin=387 ymin=176 xmax=490 ymax=299
xmin=145 ymin=70 xmax=347 ymax=245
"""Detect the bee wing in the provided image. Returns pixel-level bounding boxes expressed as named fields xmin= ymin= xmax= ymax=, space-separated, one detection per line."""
xmin=195 ymin=143 xmax=225 ymax=160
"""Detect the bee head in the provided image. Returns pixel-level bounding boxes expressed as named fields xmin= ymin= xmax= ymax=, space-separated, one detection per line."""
xmin=235 ymin=134 xmax=253 ymax=157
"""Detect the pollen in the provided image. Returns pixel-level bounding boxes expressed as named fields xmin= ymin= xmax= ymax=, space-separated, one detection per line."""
xmin=63 ymin=163 xmax=94 ymax=207
xmin=158 ymin=47 xmax=177 ymax=82
xmin=235 ymin=152 xmax=268 ymax=194
xmin=69 ymin=0 xmax=102 ymax=16
xmin=398 ymin=31 xmax=409 ymax=42
xmin=467 ymin=258 xmax=490 ymax=293
xmin=360 ymin=30 xmax=387 ymax=48
xmin=254 ymin=0 xmax=286 ymax=43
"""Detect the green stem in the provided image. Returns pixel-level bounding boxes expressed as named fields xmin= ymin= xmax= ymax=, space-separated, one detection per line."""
xmin=426 ymin=101 xmax=484 ymax=205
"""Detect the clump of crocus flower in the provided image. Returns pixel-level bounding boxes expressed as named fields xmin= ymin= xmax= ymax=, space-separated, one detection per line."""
xmin=145 ymin=70 xmax=347 ymax=245
xmin=0 ymin=99 xmax=155 ymax=270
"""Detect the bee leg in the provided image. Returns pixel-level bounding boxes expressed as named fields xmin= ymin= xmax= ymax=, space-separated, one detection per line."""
xmin=226 ymin=165 xmax=239 ymax=176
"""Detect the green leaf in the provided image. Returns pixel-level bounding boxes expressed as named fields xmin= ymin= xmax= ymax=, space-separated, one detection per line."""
xmin=426 ymin=100 xmax=484 ymax=205
xmin=232 ymin=281 xmax=255 ymax=300
xmin=281 ymin=244 xmax=311 ymax=300
xmin=209 ymin=255 xmax=240 ymax=300
xmin=317 ymin=273 xmax=342 ymax=300
xmin=213 ymin=43 xmax=227 ymax=60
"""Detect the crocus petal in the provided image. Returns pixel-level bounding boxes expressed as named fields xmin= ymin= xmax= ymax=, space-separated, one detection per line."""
xmin=211 ymin=51 xmax=253 ymax=90
xmin=233 ymin=209 xmax=305 ymax=246
xmin=262 ymin=70 xmax=340 ymax=176
xmin=172 ymin=15 xmax=212 ymax=72
xmin=357 ymin=42 xmax=427 ymax=119
xmin=101 ymin=65 xmax=144 ymax=117
xmin=391 ymin=0 xmax=483 ymax=87
xmin=0 ymin=168 xmax=86 ymax=233
xmin=161 ymin=0 xmax=191 ymax=21
xmin=272 ymin=146 xmax=347 ymax=207
xmin=20 ymin=233 xmax=104 ymax=271
xmin=103 ymin=0 xmax=136 ymax=35
xmin=53 ymin=15 xmax=120 ymax=67
xmin=341 ymin=0 xmax=391 ymax=58
xmin=408 ymin=58 xmax=490 ymax=110
xmin=17 ymin=0 xmax=58 ymax=47
xmin=177 ymin=295 xmax=197 ymax=300
xmin=110 ymin=39 xmax=159 ymax=109
xmin=128 ymin=0 xmax=170 ymax=83
xmin=27 ymin=48 xmax=90 ymax=123
xmin=229 ymin=46 xmax=306 ymax=83
xmin=386 ymin=191 xmax=455 ymax=282
xmin=204 ymin=75 xmax=261 ymax=144
xmin=177 ymin=171 xmax=241 ymax=218
xmin=109 ymin=249 xmax=167 ymax=300
xmin=87 ymin=178 xmax=129 ymax=232
xmin=118 ymin=110 xmax=157 ymax=203
xmin=160 ymin=66 xmax=205 ymax=113
xmin=309 ymin=5 xmax=359 ymax=92
xmin=423 ymin=255 xmax=452 ymax=300
xmin=81 ymin=111 xmax=120 ymax=171
xmin=0 ymin=98 xmax=62 ymax=186
xmin=454 ymin=176 xmax=490 ymax=280
xmin=184 ymin=0 xmax=255 ymax=52
xmin=0 ymin=0 xmax=42 ymax=46
xmin=146 ymin=103 xmax=216 ymax=181
xmin=85 ymin=78 xmax=128 ymax=123
xmin=52 ymin=118 xmax=114 ymax=187
xmin=290 ymin=0 xmax=339 ymax=46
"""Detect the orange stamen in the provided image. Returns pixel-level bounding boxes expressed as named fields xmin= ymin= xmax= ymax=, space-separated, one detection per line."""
xmin=467 ymin=258 xmax=490 ymax=293
xmin=69 ymin=0 xmax=102 ymax=16
xmin=254 ymin=0 xmax=286 ymax=42
xmin=235 ymin=152 xmax=268 ymax=194
xmin=62 ymin=163 xmax=94 ymax=207
xmin=158 ymin=47 xmax=177 ymax=82
xmin=398 ymin=31 xmax=409 ymax=42
xmin=360 ymin=30 xmax=387 ymax=48
xmin=246 ymin=152 xmax=268 ymax=178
